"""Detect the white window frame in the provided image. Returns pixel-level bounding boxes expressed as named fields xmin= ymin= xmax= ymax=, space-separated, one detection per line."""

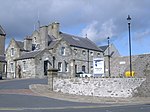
xmin=90 ymin=52 xmax=94 ymax=56
xmin=61 ymin=47 xmax=65 ymax=56
xmin=82 ymin=50 xmax=86 ymax=55
xmin=10 ymin=62 xmax=14 ymax=72
xmin=97 ymin=52 xmax=101 ymax=57
xmin=23 ymin=61 xmax=26 ymax=71
xmin=11 ymin=48 xmax=14 ymax=56
xmin=65 ymin=62 xmax=69 ymax=72
xmin=74 ymin=49 xmax=77 ymax=55
xmin=58 ymin=62 xmax=62 ymax=72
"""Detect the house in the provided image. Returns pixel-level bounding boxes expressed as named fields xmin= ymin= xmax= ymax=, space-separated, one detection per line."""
xmin=0 ymin=25 xmax=6 ymax=79
xmin=6 ymin=22 xmax=103 ymax=78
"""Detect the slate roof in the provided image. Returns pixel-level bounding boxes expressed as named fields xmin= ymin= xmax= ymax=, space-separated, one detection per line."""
xmin=48 ymin=40 xmax=60 ymax=49
xmin=99 ymin=45 xmax=108 ymax=51
xmin=15 ymin=41 xmax=25 ymax=51
xmin=0 ymin=55 xmax=6 ymax=62
xmin=15 ymin=50 xmax=42 ymax=60
xmin=60 ymin=33 xmax=102 ymax=51
xmin=0 ymin=25 xmax=6 ymax=36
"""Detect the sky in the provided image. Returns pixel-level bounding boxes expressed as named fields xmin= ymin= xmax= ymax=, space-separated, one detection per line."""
xmin=0 ymin=0 xmax=150 ymax=56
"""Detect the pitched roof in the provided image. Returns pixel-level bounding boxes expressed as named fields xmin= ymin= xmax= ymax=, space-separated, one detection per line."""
xmin=0 ymin=25 xmax=6 ymax=36
xmin=0 ymin=55 xmax=6 ymax=62
xmin=60 ymin=33 xmax=102 ymax=51
xmin=48 ymin=40 xmax=60 ymax=49
xmin=15 ymin=50 xmax=42 ymax=60
xmin=99 ymin=45 xmax=108 ymax=51
xmin=15 ymin=41 xmax=25 ymax=51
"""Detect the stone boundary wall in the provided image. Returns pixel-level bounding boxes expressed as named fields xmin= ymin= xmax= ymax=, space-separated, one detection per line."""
xmin=53 ymin=77 xmax=145 ymax=98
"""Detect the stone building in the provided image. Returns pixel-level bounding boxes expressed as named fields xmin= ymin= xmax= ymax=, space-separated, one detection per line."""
xmin=99 ymin=44 xmax=120 ymax=76
xmin=99 ymin=44 xmax=120 ymax=58
xmin=6 ymin=22 xmax=103 ymax=78
xmin=0 ymin=25 xmax=6 ymax=78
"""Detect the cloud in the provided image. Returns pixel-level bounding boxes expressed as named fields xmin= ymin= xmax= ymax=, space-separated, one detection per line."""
xmin=133 ymin=29 xmax=150 ymax=43
xmin=81 ymin=19 xmax=116 ymax=44
xmin=1 ymin=0 xmax=150 ymax=55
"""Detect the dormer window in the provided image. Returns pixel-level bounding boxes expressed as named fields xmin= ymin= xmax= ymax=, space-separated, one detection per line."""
xmin=11 ymin=48 xmax=14 ymax=56
xmin=61 ymin=47 xmax=65 ymax=55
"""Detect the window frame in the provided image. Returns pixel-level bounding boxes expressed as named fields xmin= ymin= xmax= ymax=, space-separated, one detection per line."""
xmin=11 ymin=48 xmax=14 ymax=56
xmin=22 ymin=61 xmax=26 ymax=71
xmin=61 ymin=47 xmax=66 ymax=56
xmin=58 ymin=62 xmax=62 ymax=72
xmin=82 ymin=65 xmax=86 ymax=72
xmin=10 ymin=62 xmax=14 ymax=72
xmin=65 ymin=62 xmax=69 ymax=72
xmin=82 ymin=50 xmax=86 ymax=55
xmin=97 ymin=52 xmax=101 ymax=57
xmin=90 ymin=51 xmax=94 ymax=56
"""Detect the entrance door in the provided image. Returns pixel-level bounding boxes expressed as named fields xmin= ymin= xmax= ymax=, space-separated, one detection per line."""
xmin=44 ymin=61 xmax=48 ymax=76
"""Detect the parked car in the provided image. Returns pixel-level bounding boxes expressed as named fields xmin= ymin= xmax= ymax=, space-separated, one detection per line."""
xmin=75 ymin=71 xmax=93 ymax=78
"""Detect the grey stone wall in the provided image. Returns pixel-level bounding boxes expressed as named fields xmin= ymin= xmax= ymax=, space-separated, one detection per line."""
xmin=105 ymin=55 xmax=138 ymax=77
xmin=35 ymin=51 xmax=53 ymax=78
xmin=53 ymin=40 xmax=73 ymax=77
xmin=16 ymin=58 xmax=36 ymax=78
xmin=134 ymin=75 xmax=150 ymax=97
xmin=108 ymin=54 xmax=150 ymax=77
xmin=52 ymin=77 xmax=145 ymax=98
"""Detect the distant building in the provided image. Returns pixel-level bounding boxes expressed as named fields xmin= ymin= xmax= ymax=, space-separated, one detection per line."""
xmin=6 ymin=22 xmax=103 ymax=78
xmin=0 ymin=25 xmax=6 ymax=78
xmin=99 ymin=44 xmax=120 ymax=76
xmin=99 ymin=44 xmax=120 ymax=58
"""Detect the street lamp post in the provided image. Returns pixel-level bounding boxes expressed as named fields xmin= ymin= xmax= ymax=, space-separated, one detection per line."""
xmin=107 ymin=37 xmax=111 ymax=77
xmin=127 ymin=15 xmax=132 ymax=76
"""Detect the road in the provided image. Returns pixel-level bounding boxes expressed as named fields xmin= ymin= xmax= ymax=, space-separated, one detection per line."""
xmin=0 ymin=78 xmax=150 ymax=112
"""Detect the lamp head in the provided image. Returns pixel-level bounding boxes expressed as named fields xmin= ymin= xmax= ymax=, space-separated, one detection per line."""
xmin=127 ymin=15 xmax=131 ymax=23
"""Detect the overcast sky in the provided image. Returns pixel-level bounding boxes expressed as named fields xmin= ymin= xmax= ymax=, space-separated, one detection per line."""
xmin=0 ymin=0 xmax=150 ymax=56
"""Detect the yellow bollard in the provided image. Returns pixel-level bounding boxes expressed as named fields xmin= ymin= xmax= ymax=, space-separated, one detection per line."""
xmin=125 ymin=71 xmax=135 ymax=77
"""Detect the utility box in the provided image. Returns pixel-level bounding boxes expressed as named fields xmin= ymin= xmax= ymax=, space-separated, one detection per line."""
xmin=125 ymin=71 xmax=135 ymax=77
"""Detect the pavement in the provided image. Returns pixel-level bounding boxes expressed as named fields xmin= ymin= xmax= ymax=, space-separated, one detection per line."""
xmin=29 ymin=84 xmax=150 ymax=105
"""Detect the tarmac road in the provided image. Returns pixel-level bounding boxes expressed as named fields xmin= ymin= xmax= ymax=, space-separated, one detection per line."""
xmin=0 ymin=78 xmax=150 ymax=112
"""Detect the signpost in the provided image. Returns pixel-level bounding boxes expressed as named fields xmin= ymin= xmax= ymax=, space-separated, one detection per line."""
xmin=93 ymin=58 xmax=104 ymax=77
